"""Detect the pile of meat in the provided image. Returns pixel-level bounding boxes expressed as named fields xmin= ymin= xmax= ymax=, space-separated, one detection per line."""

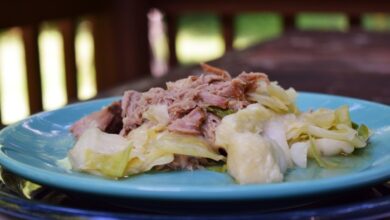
xmin=70 ymin=64 xmax=268 ymax=168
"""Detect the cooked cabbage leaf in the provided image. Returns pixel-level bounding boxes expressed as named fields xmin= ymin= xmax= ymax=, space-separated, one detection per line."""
xmin=153 ymin=131 xmax=225 ymax=161
xmin=68 ymin=127 xmax=132 ymax=178
xmin=290 ymin=141 xmax=309 ymax=168
xmin=68 ymin=78 xmax=372 ymax=184
xmin=335 ymin=105 xmax=352 ymax=127
xmin=304 ymin=108 xmax=335 ymax=129
xmin=224 ymin=133 xmax=283 ymax=184
xmin=206 ymin=106 xmax=235 ymax=118
xmin=207 ymin=164 xmax=227 ymax=173
xmin=215 ymin=104 xmax=283 ymax=184
xmin=357 ymin=124 xmax=371 ymax=141
xmin=126 ymin=124 xmax=223 ymax=174
xmin=308 ymin=136 xmax=338 ymax=169
xmin=263 ymin=119 xmax=293 ymax=169
xmin=248 ymin=81 xmax=298 ymax=114
xmin=143 ymin=104 xmax=170 ymax=126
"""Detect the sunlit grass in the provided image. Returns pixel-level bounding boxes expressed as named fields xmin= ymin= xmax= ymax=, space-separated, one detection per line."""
xmin=76 ymin=20 xmax=97 ymax=100
xmin=39 ymin=23 xmax=67 ymax=110
xmin=0 ymin=29 xmax=29 ymax=124
xmin=0 ymin=20 xmax=97 ymax=124
xmin=176 ymin=13 xmax=283 ymax=63
xmin=363 ymin=13 xmax=390 ymax=31
xmin=296 ymin=13 xmax=348 ymax=31
xmin=234 ymin=13 xmax=282 ymax=49
xmin=176 ymin=14 xmax=225 ymax=64
xmin=177 ymin=34 xmax=224 ymax=64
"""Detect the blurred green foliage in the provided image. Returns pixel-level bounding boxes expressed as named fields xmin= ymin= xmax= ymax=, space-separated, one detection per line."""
xmin=296 ymin=13 xmax=348 ymax=31
xmin=176 ymin=12 xmax=390 ymax=64
xmin=176 ymin=13 xmax=224 ymax=64
xmin=234 ymin=13 xmax=282 ymax=49
xmin=363 ymin=13 xmax=390 ymax=31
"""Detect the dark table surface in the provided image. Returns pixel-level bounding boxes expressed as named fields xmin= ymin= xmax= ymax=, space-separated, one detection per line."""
xmin=100 ymin=31 xmax=390 ymax=105
xmin=1 ymin=30 xmax=390 ymax=219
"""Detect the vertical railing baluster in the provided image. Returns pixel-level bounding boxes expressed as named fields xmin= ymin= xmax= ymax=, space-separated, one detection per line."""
xmin=349 ymin=14 xmax=362 ymax=30
xmin=283 ymin=14 xmax=295 ymax=32
xmin=22 ymin=25 xmax=44 ymax=114
xmin=90 ymin=15 xmax=118 ymax=92
xmin=59 ymin=19 xmax=78 ymax=103
xmin=166 ymin=13 xmax=178 ymax=67
xmin=221 ymin=14 xmax=234 ymax=51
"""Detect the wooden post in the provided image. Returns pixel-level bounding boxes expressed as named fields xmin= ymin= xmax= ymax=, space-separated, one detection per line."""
xmin=90 ymin=14 xmax=118 ymax=91
xmin=22 ymin=25 xmax=44 ymax=113
xmin=113 ymin=0 xmax=151 ymax=82
xmin=59 ymin=19 xmax=78 ymax=102
xmin=91 ymin=0 xmax=151 ymax=92
xmin=283 ymin=14 xmax=295 ymax=32
xmin=166 ymin=13 xmax=178 ymax=67
xmin=349 ymin=15 xmax=362 ymax=30
xmin=221 ymin=14 xmax=234 ymax=51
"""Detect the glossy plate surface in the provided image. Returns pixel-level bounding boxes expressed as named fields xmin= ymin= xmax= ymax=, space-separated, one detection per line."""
xmin=0 ymin=92 xmax=389 ymax=202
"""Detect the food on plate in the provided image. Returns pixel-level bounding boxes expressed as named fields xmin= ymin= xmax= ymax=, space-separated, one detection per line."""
xmin=67 ymin=64 xmax=371 ymax=184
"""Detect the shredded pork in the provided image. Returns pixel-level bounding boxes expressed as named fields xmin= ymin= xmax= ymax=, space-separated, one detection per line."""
xmin=70 ymin=64 xmax=269 ymax=170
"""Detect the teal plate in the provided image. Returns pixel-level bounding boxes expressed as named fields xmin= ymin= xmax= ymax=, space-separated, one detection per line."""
xmin=0 ymin=92 xmax=389 ymax=203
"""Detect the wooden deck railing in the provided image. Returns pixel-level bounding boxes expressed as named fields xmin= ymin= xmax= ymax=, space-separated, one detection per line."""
xmin=1 ymin=0 xmax=390 ymax=125
xmin=150 ymin=0 xmax=390 ymax=67
xmin=0 ymin=0 xmax=151 ymax=118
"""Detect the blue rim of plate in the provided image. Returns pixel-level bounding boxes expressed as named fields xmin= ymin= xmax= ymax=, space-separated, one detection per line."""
xmin=0 ymin=92 xmax=389 ymax=202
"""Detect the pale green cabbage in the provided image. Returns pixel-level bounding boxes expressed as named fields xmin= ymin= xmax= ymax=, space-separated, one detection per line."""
xmin=69 ymin=104 xmax=224 ymax=178
xmin=142 ymin=104 xmax=170 ymax=126
xmin=67 ymin=80 xmax=372 ymax=184
xmin=214 ymin=83 xmax=371 ymax=183
xmin=263 ymin=119 xmax=293 ymax=170
xmin=247 ymin=81 xmax=298 ymax=114
xmin=290 ymin=141 xmax=309 ymax=168
xmin=215 ymin=104 xmax=283 ymax=184
xmin=304 ymin=108 xmax=336 ymax=129
xmin=152 ymin=131 xmax=224 ymax=161
xmin=68 ymin=127 xmax=132 ymax=178
xmin=335 ymin=105 xmax=352 ymax=127
xmin=222 ymin=132 xmax=283 ymax=184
